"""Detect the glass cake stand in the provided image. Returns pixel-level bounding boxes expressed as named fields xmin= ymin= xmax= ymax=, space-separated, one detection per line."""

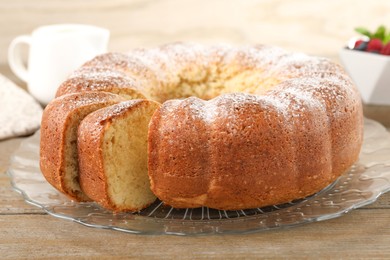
xmin=7 ymin=118 xmax=390 ymax=235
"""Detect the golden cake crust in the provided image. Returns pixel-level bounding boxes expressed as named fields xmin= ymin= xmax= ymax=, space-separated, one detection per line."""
xmin=143 ymin=43 xmax=363 ymax=210
xmin=40 ymin=91 xmax=125 ymax=201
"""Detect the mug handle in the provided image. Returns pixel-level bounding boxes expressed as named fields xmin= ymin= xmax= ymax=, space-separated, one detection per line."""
xmin=8 ymin=35 xmax=31 ymax=82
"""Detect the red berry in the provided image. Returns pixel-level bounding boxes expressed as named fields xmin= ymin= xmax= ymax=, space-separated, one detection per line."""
xmin=366 ymin=38 xmax=383 ymax=52
xmin=354 ymin=40 xmax=364 ymax=48
xmin=353 ymin=40 xmax=368 ymax=51
xmin=380 ymin=42 xmax=390 ymax=55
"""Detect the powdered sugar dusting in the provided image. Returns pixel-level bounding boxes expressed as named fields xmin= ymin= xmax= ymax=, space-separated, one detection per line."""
xmin=89 ymin=99 xmax=157 ymax=128
xmin=80 ymin=52 xmax=163 ymax=89
xmin=260 ymin=93 xmax=292 ymax=118
xmin=189 ymin=99 xmax=218 ymax=123
xmin=49 ymin=91 xmax=124 ymax=112
xmin=66 ymin=66 xmax=140 ymax=88
xmin=65 ymin=42 xmax=358 ymax=127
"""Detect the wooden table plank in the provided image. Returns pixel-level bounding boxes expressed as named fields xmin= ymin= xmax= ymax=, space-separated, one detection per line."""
xmin=0 ymin=209 xmax=389 ymax=259
xmin=0 ymin=137 xmax=44 ymax=214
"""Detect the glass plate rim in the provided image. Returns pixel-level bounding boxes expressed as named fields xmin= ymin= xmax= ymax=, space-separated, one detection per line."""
xmin=7 ymin=118 xmax=390 ymax=235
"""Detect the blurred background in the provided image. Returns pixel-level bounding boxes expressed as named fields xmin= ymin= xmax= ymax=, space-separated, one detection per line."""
xmin=1 ymin=0 xmax=390 ymax=122
xmin=2 ymin=0 xmax=390 ymax=62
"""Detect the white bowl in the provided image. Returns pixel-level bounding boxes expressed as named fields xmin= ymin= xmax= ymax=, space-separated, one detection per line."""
xmin=339 ymin=48 xmax=390 ymax=105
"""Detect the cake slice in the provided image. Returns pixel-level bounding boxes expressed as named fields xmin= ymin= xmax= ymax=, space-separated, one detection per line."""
xmin=40 ymin=92 xmax=125 ymax=201
xmin=78 ymin=99 xmax=160 ymax=212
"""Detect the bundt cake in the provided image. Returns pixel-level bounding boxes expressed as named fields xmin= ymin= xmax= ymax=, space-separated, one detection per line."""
xmin=40 ymin=92 xmax=125 ymax=201
xmin=78 ymin=99 xmax=160 ymax=212
xmin=40 ymin=42 xmax=363 ymax=212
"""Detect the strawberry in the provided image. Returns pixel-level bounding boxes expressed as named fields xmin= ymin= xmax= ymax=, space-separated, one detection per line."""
xmin=366 ymin=38 xmax=383 ymax=52
xmin=380 ymin=42 xmax=390 ymax=55
xmin=353 ymin=40 xmax=368 ymax=51
xmin=354 ymin=39 xmax=364 ymax=48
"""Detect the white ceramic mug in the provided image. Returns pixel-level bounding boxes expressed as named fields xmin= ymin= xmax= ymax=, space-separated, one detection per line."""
xmin=8 ymin=24 xmax=110 ymax=105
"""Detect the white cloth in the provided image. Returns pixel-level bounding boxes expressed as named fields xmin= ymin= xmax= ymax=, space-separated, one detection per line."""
xmin=0 ymin=74 xmax=42 ymax=140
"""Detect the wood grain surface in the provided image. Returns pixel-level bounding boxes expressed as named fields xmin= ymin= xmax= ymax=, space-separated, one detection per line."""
xmin=1 ymin=0 xmax=390 ymax=258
